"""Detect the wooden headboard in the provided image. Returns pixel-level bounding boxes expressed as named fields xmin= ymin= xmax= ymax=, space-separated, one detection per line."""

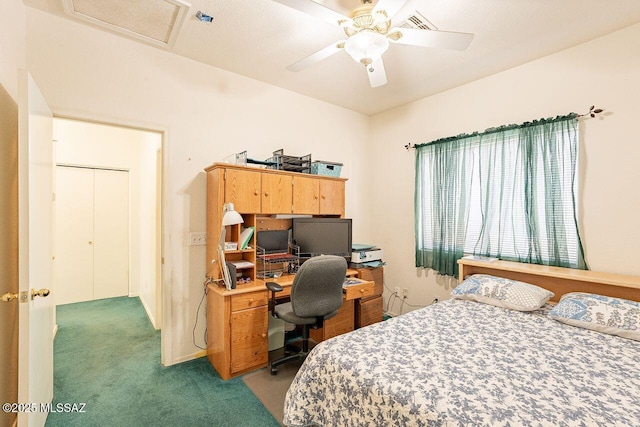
xmin=457 ymin=258 xmax=640 ymax=302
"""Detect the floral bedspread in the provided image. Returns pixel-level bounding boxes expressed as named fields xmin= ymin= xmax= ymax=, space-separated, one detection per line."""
xmin=283 ymin=299 xmax=640 ymax=426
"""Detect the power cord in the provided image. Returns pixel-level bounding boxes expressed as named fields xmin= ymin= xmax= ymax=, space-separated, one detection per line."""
xmin=383 ymin=278 xmax=440 ymax=316
xmin=192 ymin=281 xmax=208 ymax=350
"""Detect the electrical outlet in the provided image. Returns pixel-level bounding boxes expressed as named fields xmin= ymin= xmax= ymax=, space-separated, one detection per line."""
xmin=394 ymin=287 xmax=400 ymax=295
xmin=402 ymin=288 xmax=409 ymax=298
xmin=189 ymin=232 xmax=207 ymax=246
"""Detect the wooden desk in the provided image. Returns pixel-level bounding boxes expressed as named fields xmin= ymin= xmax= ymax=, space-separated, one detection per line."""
xmin=206 ymin=269 xmax=374 ymax=380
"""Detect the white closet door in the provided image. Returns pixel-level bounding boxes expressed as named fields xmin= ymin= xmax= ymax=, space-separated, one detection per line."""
xmin=55 ymin=167 xmax=94 ymax=305
xmin=93 ymin=169 xmax=129 ymax=299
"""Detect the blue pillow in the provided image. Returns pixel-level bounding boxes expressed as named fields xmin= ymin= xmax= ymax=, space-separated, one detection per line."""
xmin=451 ymin=274 xmax=554 ymax=311
xmin=549 ymin=292 xmax=640 ymax=341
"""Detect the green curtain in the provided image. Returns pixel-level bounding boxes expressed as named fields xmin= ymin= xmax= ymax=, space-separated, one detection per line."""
xmin=415 ymin=114 xmax=586 ymax=278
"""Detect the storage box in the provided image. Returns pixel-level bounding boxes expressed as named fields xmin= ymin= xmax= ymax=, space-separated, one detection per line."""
xmin=266 ymin=149 xmax=312 ymax=173
xmin=224 ymin=242 xmax=238 ymax=251
xmin=311 ymin=161 xmax=343 ymax=177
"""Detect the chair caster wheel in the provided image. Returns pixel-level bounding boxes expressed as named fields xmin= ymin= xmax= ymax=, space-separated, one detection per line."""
xmin=270 ymin=367 xmax=278 ymax=375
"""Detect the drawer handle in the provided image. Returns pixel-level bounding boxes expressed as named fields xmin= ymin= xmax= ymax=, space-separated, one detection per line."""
xmin=249 ymin=298 xmax=254 ymax=304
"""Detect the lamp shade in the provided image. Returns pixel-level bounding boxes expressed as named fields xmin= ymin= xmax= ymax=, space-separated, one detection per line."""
xmin=222 ymin=203 xmax=244 ymax=226
xmin=344 ymin=30 xmax=390 ymax=66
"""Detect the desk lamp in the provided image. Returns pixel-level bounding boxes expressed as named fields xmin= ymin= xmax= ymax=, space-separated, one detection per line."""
xmin=219 ymin=203 xmax=244 ymax=290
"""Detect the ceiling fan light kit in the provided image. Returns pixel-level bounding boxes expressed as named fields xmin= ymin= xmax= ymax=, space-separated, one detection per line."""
xmin=344 ymin=30 xmax=390 ymax=66
xmin=274 ymin=0 xmax=474 ymax=88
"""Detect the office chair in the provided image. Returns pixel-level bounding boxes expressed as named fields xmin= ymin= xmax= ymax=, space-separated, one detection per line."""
xmin=266 ymin=255 xmax=347 ymax=375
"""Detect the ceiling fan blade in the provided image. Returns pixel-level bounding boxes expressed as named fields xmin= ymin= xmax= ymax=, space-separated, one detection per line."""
xmin=366 ymin=59 xmax=387 ymax=88
xmin=372 ymin=0 xmax=409 ymax=21
xmin=273 ymin=0 xmax=350 ymax=26
xmin=390 ymin=27 xmax=474 ymax=51
xmin=287 ymin=41 xmax=345 ymax=72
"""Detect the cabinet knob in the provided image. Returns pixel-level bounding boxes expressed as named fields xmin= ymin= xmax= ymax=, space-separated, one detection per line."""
xmin=249 ymin=298 xmax=254 ymax=304
xmin=360 ymin=289 xmax=365 ymax=293
xmin=254 ymin=190 xmax=259 ymax=195
xmin=264 ymin=192 xmax=269 ymax=197
xmin=261 ymin=333 xmax=267 ymax=338
xmin=321 ymin=195 xmax=326 ymax=199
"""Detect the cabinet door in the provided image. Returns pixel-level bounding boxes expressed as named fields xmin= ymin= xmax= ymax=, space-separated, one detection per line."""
xmin=319 ymin=179 xmax=345 ymax=215
xmin=261 ymin=173 xmax=293 ymax=214
xmin=230 ymin=306 xmax=268 ymax=373
xmin=225 ymin=169 xmax=261 ymax=213
xmin=292 ymin=176 xmax=319 ymax=214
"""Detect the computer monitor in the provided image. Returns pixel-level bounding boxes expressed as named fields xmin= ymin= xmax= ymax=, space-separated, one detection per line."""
xmin=291 ymin=218 xmax=352 ymax=260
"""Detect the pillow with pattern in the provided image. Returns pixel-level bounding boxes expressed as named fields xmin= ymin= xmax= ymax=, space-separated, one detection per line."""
xmin=451 ymin=274 xmax=554 ymax=311
xmin=549 ymin=292 xmax=640 ymax=341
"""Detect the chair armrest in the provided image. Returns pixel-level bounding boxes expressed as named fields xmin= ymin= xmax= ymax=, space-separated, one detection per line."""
xmin=266 ymin=282 xmax=283 ymax=318
xmin=266 ymin=282 xmax=283 ymax=293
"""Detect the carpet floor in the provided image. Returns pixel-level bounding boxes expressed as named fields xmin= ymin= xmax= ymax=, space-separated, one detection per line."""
xmin=46 ymin=296 xmax=279 ymax=427
xmin=242 ymin=357 xmax=303 ymax=426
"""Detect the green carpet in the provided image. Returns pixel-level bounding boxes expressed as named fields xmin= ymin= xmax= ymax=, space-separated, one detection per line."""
xmin=46 ymin=296 xmax=279 ymax=427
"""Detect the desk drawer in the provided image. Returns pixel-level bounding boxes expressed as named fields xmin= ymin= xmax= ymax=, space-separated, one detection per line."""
xmin=231 ymin=290 xmax=268 ymax=311
xmin=343 ymin=281 xmax=374 ymax=300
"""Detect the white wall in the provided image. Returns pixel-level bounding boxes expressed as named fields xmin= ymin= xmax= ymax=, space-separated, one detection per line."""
xmin=370 ymin=23 xmax=640 ymax=314
xmin=25 ymin=8 xmax=371 ymax=364
xmin=54 ymin=118 xmax=161 ymax=326
xmin=0 ymin=1 xmax=25 ymax=425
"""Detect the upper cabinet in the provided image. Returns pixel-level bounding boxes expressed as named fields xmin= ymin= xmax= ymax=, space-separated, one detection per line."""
xmin=209 ymin=164 xmax=346 ymax=217
xmin=319 ymin=179 xmax=345 ymax=216
xmin=261 ymin=173 xmax=293 ymax=214
xmin=292 ymin=176 xmax=345 ymax=216
xmin=224 ymin=168 xmax=261 ymax=213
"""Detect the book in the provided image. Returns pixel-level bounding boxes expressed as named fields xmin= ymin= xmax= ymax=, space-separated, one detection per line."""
xmin=239 ymin=226 xmax=255 ymax=250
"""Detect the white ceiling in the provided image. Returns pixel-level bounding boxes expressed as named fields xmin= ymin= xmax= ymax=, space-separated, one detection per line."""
xmin=24 ymin=0 xmax=640 ymax=116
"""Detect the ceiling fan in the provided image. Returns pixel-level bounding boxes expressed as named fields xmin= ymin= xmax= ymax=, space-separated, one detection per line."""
xmin=274 ymin=0 xmax=474 ymax=88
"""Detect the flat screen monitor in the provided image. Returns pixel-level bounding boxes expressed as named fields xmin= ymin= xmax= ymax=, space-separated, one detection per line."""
xmin=291 ymin=218 xmax=352 ymax=260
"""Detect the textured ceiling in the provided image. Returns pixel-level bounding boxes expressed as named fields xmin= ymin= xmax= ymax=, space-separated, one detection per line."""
xmin=23 ymin=0 xmax=640 ymax=115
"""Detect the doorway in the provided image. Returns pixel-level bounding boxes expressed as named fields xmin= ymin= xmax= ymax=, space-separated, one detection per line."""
xmin=53 ymin=118 xmax=163 ymax=328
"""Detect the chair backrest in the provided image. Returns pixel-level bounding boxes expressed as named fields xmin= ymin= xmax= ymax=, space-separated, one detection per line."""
xmin=290 ymin=255 xmax=347 ymax=319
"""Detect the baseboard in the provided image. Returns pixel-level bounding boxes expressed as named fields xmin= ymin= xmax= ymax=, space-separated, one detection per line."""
xmin=172 ymin=350 xmax=207 ymax=365
xmin=139 ymin=296 xmax=159 ymax=330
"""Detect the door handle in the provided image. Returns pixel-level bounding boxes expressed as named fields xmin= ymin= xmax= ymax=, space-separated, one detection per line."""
xmin=1 ymin=292 xmax=18 ymax=302
xmin=31 ymin=288 xmax=51 ymax=300
xmin=2 ymin=291 xmax=29 ymax=303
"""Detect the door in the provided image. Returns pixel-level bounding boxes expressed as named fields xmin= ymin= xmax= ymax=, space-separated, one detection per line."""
xmin=319 ymin=179 xmax=345 ymax=215
xmin=18 ymin=70 xmax=54 ymax=426
xmin=224 ymin=168 xmax=261 ymax=213
xmin=55 ymin=166 xmax=129 ymax=304
xmin=261 ymin=173 xmax=292 ymax=214
xmin=292 ymin=176 xmax=319 ymax=214
xmin=93 ymin=169 xmax=129 ymax=299
xmin=54 ymin=167 xmax=93 ymax=304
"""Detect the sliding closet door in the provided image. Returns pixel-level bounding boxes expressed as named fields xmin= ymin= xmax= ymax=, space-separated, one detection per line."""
xmin=54 ymin=166 xmax=129 ymax=305
xmin=93 ymin=169 xmax=129 ymax=299
xmin=55 ymin=167 xmax=94 ymax=305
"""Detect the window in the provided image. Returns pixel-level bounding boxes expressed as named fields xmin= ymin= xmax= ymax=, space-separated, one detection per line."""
xmin=414 ymin=115 xmax=586 ymax=278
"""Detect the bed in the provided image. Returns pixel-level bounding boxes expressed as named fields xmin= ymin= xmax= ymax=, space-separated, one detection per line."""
xmin=283 ymin=259 xmax=640 ymax=426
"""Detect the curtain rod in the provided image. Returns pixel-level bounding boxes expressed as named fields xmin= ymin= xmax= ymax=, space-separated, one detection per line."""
xmin=404 ymin=106 xmax=604 ymax=150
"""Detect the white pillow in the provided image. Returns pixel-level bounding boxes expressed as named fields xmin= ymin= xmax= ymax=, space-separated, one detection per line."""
xmin=451 ymin=274 xmax=554 ymax=311
xmin=549 ymin=292 xmax=640 ymax=341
